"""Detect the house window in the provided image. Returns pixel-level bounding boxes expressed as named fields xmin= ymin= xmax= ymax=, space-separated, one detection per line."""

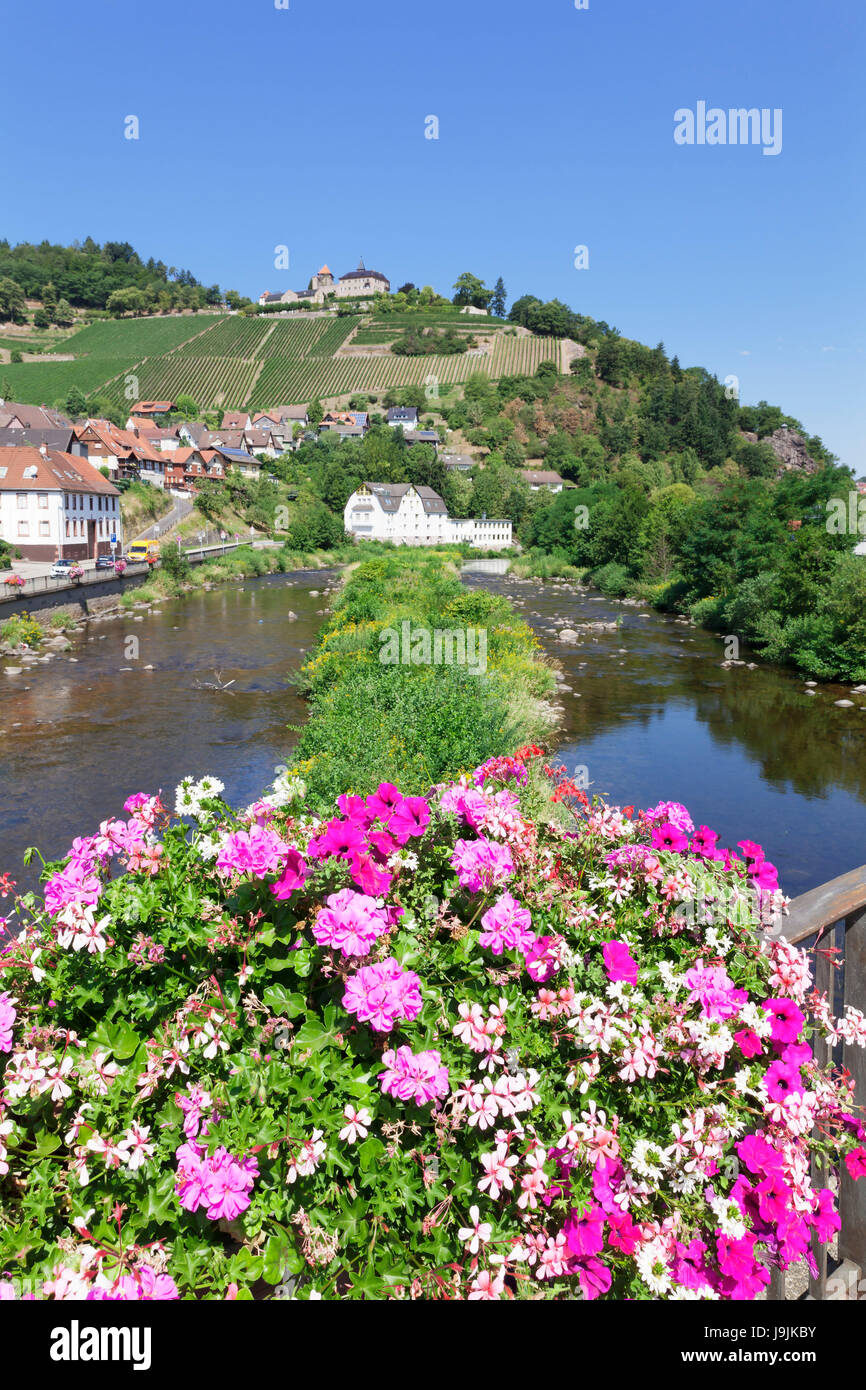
xmin=17 ymin=520 xmax=29 ymax=536
xmin=38 ymin=494 xmax=48 ymax=509
xmin=39 ymin=520 xmax=50 ymax=537
xmin=66 ymin=520 xmax=71 ymax=538
xmin=17 ymin=493 xmax=27 ymax=509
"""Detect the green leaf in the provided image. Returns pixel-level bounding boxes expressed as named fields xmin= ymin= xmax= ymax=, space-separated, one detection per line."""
xmin=262 ymin=986 xmax=306 ymax=1018
xmin=32 ymin=1130 xmax=61 ymax=1158
xmin=263 ymin=1231 xmax=300 ymax=1285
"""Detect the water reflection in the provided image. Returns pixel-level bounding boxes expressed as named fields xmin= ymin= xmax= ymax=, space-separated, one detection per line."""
xmin=0 ymin=571 xmax=335 ymax=892
xmin=466 ymin=575 xmax=866 ymax=895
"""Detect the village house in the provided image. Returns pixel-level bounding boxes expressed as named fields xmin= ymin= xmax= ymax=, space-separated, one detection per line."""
xmin=0 ymin=426 xmax=85 ymax=456
xmin=165 ymin=449 xmax=226 ymax=494
xmin=319 ymin=411 xmax=369 ymax=437
xmin=0 ymin=446 xmax=123 ymax=561
xmin=215 ymin=447 xmax=262 ymax=480
xmin=404 ymin=429 xmax=441 ymax=449
xmin=343 ymin=482 xmax=512 ymax=550
xmin=386 ymin=406 xmax=419 ymax=430
xmin=177 ymin=421 xmax=211 ymax=449
xmin=0 ymin=402 xmax=73 ymax=432
xmin=127 ymin=400 xmax=175 ymax=423
xmin=221 ymin=411 xmax=251 ymax=430
xmin=520 ymin=469 xmax=564 ymax=493
xmin=73 ymin=418 xmax=176 ymax=483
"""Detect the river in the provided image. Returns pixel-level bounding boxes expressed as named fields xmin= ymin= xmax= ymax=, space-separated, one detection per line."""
xmin=0 ymin=571 xmax=336 ymax=896
xmin=3 ymin=564 xmax=864 ymax=906
xmin=465 ymin=571 xmax=866 ymax=898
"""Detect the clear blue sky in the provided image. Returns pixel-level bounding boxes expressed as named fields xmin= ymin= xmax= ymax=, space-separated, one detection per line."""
xmin=4 ymin=0 xmax=864 ymax=467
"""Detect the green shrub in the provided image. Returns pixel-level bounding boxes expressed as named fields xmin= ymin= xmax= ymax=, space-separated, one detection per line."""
xmin=590 ymin=561 xmax=630 ymax=596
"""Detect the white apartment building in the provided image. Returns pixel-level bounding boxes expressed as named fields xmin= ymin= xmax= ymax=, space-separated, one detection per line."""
xmin=344 ymin=482 xmax=512 ymax=550
xmin=0 ymin=446 xmax=123 ymax=562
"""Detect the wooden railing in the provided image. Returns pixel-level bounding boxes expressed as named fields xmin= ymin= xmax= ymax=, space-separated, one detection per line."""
xmin=766 ymin=866 xmax=866 ymax=1300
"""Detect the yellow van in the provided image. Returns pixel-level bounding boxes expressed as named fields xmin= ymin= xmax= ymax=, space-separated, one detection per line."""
xmin=127 ymin=540 xmax=161 ymax=563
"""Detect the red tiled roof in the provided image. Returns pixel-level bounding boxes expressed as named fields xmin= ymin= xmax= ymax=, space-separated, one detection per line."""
xmin=131 ymin=401 xmax=174 ymax=414
xmin=0 ymin=447 xmax=120 ymax=495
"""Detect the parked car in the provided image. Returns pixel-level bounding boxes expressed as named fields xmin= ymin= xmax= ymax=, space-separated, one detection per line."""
xmin=95 ymin=556 xmax=116 ymax=570
xmin=49 ymin=559 xmax=74 ymax=579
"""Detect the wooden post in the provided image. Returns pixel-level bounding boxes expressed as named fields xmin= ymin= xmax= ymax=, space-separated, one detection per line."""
xmin=809 ymin=925 xmax=834 ymax=1299
xmin=839 ymin=906 xmax=866 ymax=1270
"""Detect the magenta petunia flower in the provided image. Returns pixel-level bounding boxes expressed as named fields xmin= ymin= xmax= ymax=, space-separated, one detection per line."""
xmin=563 ymin=1202 xmax=606 ymax=1258
xmin=650 ymin=822 xmax=690 ymax=853
xmin=735 ymin=1132 xmax=785 ymax=1178
xmin=737 ymin=839 xmax=765 ymax=868
xmin=571 ymin=1254 xmax=611 ymax=1300
xmin=602 ymin=940 xmax=638 ymax=985
xmin=336 ymin=793 xmax=374 ymax=827
xmin=845 ymin=1146 xmax=866 ymax=1181
xmin=690 ymin=825 xmax=720 ymax=857
xmin=762 ymin=997 xmax=805 ymax=1043
xmin=270 ymin=847 xmax=308 ymax=900
xmin=365 ymin=782 xmax=404 ymax=823
xmin=812 ymin=1187 xmax=841 ymax=1242
xmin=389 ymin=795 xmax=430 ymax=844
xmin=348 ymin=850 xmax=392 ymax=897
xmin=734 ymin=1028 xmax=763 ymax=1059
xmin=307 ymin=818 xmax=367 ymax=861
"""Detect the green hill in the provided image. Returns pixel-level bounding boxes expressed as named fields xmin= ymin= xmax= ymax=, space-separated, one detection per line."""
xmin=1 ymin=309 xmax=562 ymax=411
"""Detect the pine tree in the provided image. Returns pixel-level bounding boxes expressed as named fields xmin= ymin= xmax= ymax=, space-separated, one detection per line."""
xmin=490 ymin=277 xmax=507 ymax=318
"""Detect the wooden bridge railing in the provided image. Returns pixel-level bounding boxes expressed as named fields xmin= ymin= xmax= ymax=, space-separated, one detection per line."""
xmin=766 ymin=865 xmax=866 ymax=1300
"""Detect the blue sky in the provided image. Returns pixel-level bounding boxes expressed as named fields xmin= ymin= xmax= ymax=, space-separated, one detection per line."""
xmin=4 ymin=0 xmax=864 ymax=467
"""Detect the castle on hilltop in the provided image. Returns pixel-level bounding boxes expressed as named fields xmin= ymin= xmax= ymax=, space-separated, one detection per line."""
xmin=259 ymin=258 xmax=390 ymax=308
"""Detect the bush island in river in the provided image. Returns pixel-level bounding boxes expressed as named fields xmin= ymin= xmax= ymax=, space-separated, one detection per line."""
xmin=1 ymin=749 xmax=864 ymax=1300
xmin=289 ymin=551 xmax=556 ymax=803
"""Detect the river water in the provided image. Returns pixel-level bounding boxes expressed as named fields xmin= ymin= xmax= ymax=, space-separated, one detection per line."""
xmin=3 ymin=564 xmax=864 ymax=905
xmin=0 ymin=571 xmax=336 ymax=895
xmin=465 ymin=572 xmax=866 ymax=898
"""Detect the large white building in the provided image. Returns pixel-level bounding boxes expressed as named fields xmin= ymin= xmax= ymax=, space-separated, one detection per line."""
xmin=344 ymin=482 xmax=512 ymax=550
xmin=0 ymin=446 xmax=122 ymax=562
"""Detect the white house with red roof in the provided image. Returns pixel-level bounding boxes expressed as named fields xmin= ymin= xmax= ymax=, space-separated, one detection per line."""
xmin=0 ymin=447 xmax=123 ymax=561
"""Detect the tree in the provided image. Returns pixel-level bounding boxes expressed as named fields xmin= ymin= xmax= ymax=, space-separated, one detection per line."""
xmin=53 ymin=298 xmax=75 ymax=326
xmin=33 ymin=307 xmax=50 ymax=328
xmin=42 ymin=281 xmax=57 ymax=316
xmin=175 ymin=394 xmax=199 ymax=419
xmin=287 ymin=499 xmax=346 ymax=551
xmin=308 ymin=398 xmax=323 ymax=425
xmin=490 ymin=277 xmax=507 ymax=318
xmin=64 ymin=386 xmax=87 ymax=419
xmin=452 ymin=272 xmax=492 ymax=310
xmin=503 ymin=437 xmax=525 ymax=468
xmin=0 ymin=277 xmax=26 ymax=322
